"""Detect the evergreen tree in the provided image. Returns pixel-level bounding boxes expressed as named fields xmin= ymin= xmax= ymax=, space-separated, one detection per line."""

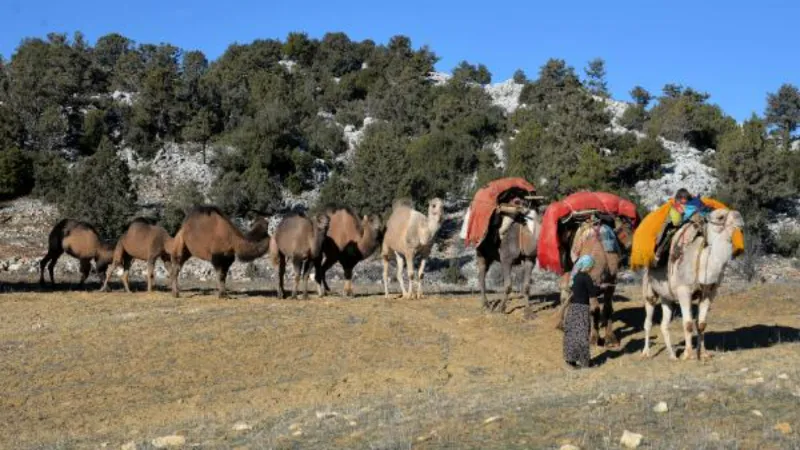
xmin=61 ymin=137 xmax=138 ymax=239
xmin=452 ymin=61 xmax=492 ymax=85
xmin=512 ymin=69 xmax=527 ymax=84
xmin=584 ymin=58 xmax=609 ymax=97
xmin=765 ymin=83 xmax=800 ymax=149
xmin=0 ymin=147 xmax=33 ymax=199
xmin=630 ymin=86 xmax=652 ymax=106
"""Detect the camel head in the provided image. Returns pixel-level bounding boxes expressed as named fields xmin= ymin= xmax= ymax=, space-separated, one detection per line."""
xmin=313 ymin=213 xmax=331 ymax=232
xmin=96 ymin=241 xmax=116 ymax=275
xmin=427 ymin=198 xmax=444 ymax=223
xmin=362 ymin=214 xmax=383 ymax=234
xmin=247 ymin=217 xmax=272 ymax=241
xmin=706 ymin=208 xmax=745 ymax=256
xmin=613 ymin=216 xmax=635 ymax=251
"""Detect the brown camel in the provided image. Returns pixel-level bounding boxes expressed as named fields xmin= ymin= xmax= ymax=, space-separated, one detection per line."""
xmin=476 ymin=205 xmax=541 ymax=314
xmin=269 ymin=213 xmax=330 ymax=299
xmin=555 ymin=217 xmax=635 ymax=347
xmin=100 ymin=218 xmax=174 ymax=293
xmin=315 ymin=208 xmax=382 ymax=297
xmin=169 ymin=206 xmax=270 ymax=298
xmin=382 ymin=198 xmax=443 ymax=299
xmin=39 ymin=219 xmax=115 ymax=286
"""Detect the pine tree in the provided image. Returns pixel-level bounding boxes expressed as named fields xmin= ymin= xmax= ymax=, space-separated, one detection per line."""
xmin=61 ymin=137 xmax=138 ymax=239
xmin=630 ymin=86 xmax=651 ymax=106
xmin=765 ymin=83 xmax=800 ymax=150
xmin=584 ymin=58 xmax=609 ymax=97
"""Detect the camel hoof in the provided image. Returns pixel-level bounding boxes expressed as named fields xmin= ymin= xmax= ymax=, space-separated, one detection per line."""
xmin=668 ymin=353 xmax=679 ymax=361
xmin=681 ymin=351 xmax=696 ymax=361
xmin=700 ymin=351 xmax=713 ymax=360
xmin=640 ymin=350 xmax=652 ymax=359
xmin=605 ymin=336 xmax=620 ymax=349
xmin=589 ymin=334 xmax=600 ymax=346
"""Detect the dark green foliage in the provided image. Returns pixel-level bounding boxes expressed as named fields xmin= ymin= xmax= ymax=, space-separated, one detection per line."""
xmin=619 ymin=104 xmax=648 ymax=130
xmin=31 ymin=153 xmax=68 ymax=204
xmin=765 ymin=83 xmax=800 ymax=149
xmin=630 ymin=86 xmax=652 ymax=106
xmin=0 ymin=147 xmax=33 ymax=199
xmin=584 ymin=58 xmax=608 ymax=97
xmin=714 ymin=116 xmax=792 ymax=239
xmin=60 ymin=138 xmax=138 ymax=239
xmin=283 ymin=32 xmax=318 ymax=66
xmin=452 ymin=61 xmax=492 ymax=85
xmin=343 ymin=122 xmax=410 ymax=216
xmin=80 ymin=108 xmax=107 ymax=155
xmin=610 ymin=136 xmax=669 ymax=187
xmin=647 ymin=84 xmax=736 ymax=149
xmin=771 ymin=227 xmax=800 ymax=257
xmin=512 ymin=69 xmax=527 ymax=84
xmin=161 ymin=181 xmax=204 ymax=234
xmin=210 ymin=161 xmax=282 ymax=217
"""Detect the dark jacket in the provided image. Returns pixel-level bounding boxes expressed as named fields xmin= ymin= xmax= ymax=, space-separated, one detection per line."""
xmin=571 ymin=272 xmax=600 ymax=305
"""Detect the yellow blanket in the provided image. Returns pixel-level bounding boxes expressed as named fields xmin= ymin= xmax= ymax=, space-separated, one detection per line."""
xmin=630 ymin=197 xmax=744 ymax=270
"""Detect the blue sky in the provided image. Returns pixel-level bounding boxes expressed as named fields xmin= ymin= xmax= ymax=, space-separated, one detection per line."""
xmin=2 ymin=0 xmax=797 ymax=122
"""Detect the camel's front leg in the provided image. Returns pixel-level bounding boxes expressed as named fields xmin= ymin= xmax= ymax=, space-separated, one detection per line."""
xmin=404 ymin=253 xmax=416 ymax=299
xmin=697 ymin=292 xmax=713 ymax=360
xmin=588 ymin=296 xmax=600 ymax=346
xmin=677 ymin=290 xmax=696 ymax=360
xmin=415 ymin=257 xmax=427 ymax=299
xmin=660 ymin=302 xmax=677 ymax=360
xmin=395 ymin=253 xmax=407 ymax=298
xmin=100 ymin=260 xmax=118 ymax=292
xmin=641 ymin=298 xmax=655 ymax=358
xmin=497 ymin=258 xmax=513 ymax=314
xmin=554 ymin=274 xmax=570 ymax=330
xmin=520 ymin=259 xmax=533 ymax=303
xmin=602 ymin=287 xmax=619 ymax=348
xmin=477 ymin=255 xmax=490 ymax=310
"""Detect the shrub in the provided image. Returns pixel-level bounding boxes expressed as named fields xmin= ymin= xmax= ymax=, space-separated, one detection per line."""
xmin=618 ymin=104 xmax=648 ymax=131
xmin=31 ymin=152 xmax=68 ymax=204
xmin=0 ymin=147 xmax=33 ymax=199
xmin=60 ymin=138 xmax=138 ymax=239
xmin=770 ymin=226 xmax=800 ymax=257
xmin=161 ymin=181 xmax=204 ymax=234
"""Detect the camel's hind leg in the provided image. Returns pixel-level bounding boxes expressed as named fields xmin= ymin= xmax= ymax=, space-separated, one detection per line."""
xmin=298 ymin=259 xmax=314 ymax=300
xmin=495 ymin=258 xmax=513 ymax=314
xmin=290 ymin=258 xmax=303 ymax=300
xmin=78 ymin=258 xmax=91 ymax=288
xmin=520 ymin=259 xmax=533 ymax=303
xmin=477 ymin=255 xmax=491 ymax=310
xmin=100 ymin=259 xmax=118 ymax=292
xmin=395 ymin=253 xmax=407 ymax=298
xmin=602 ymin=287 xmax=619 ymax=348
xmin=169 ymin=246 xmax=189 ymax=298
xmin=315 ymin=256 xmax=336 ymax=296
xmin=145 ymin=257 xmax=157 ymax=293
xmin=660 ymin=302 xmax=678 ymax=360
xmin=40 ymin=249 xmax=62 ymax=285
xmin=554 ymin=274 xmax=570 ymax=331
xmin=342 ymin=263 xmax=355 ymax=297
xmin=404 ymin=253 xmax=415 ymax=300
xmin=277 ymin=254 xmax=287 ymax=299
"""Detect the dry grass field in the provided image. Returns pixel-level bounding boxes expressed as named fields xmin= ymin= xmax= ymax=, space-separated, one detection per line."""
xmin=1 ymin=277 xmax=799 ymax=449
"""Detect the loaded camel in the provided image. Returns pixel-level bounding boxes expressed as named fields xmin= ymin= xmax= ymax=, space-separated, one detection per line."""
xmin=641 ymin=208 xmax=744 ymax=360
xmin=39 ymin=219 xmax=115 ymax=287
xmin=382 ymin=198 xmax=443 ymax=299
xmin=170 ymin=206 xmax=270 ymax=298
xmin=476 ymin=199 xmax=541 ymax=314
xmin=270 ymin=213 xmax=330 ymax=299
xmin=100 ymin=218 xmax=174 ymax=293
xmin=555 ymin=216 xmax=635 ymax=347
xmin=315 ymin=208 xmax=382 ymax=297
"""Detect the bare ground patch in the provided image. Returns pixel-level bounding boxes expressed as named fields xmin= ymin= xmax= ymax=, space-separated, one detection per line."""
xmin=0 ymin=281 xmax=798 ymax=449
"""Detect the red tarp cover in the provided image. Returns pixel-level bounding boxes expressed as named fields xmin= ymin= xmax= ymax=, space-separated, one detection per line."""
xmin=464 ymin=177 xmax=536 ymax=247
xmin=537 ymin=191 xmax=639 ymax=275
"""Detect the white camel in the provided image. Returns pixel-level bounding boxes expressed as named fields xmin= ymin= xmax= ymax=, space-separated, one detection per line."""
xmin=641 ymin=208 xmax=744 ymax=360
xmin=382 ymin=198 xmax=444 ymax=299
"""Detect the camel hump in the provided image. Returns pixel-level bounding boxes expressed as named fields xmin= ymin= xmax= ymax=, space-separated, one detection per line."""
xmin=128 ymin=216 xmax=157 ymax=227
xmin=392 ymin=198 xmax=414 ymax=211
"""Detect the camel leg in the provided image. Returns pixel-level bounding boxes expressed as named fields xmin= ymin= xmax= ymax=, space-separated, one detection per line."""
xmin=214 ymin=258 xmax=233 ymax=299
xmin=415 ymin=258 xmax=426 ymax=299
xmin=299 ymin=259 xmax=314 ymax=300
xmin=277 ymin=254 xmax=286 ymax=299
xmin=395 ymin=253 xmax=407 ymax=298
xmin=404 ymin=253 xmax=415 ymax=300
xmin=100 ymin=259 xmax=118 ymax=292
xmin=78 ymin=258 xmax=91 ymax=289
xmin=170 ymin=246 xmax=189 ymax=298
xmin=496 ymin=258 xmax=513 ymax=314
xmin=589 ymin=296 xmax=600 ymax=346
xmin=660 ymin=302 xmax=677 ymax=360
xmin=44 ymin=250 xmax=62 ymax=285
xmin=677 ymin=290 xmax=696 ymax=360
xmin=382 ymin=254 xmax=391 ymax=299
xmin=343 ymin=264 xmax=354 ymax=297
xmin=642 ymin=298 xmax=656 ymax=358
xmin=145 ymin=257 xmax=157 ymax=293
xmin=520 ymin=259 xmax=533 ymax=303
xmin=315 ymin=256 xmax=335 ymax=296
xmin=291 ymin=259 xmax=303 ymax=300
xmin=477 ymin=255 xmax=490 ymax=310
xmin=697 ymin=295 xmax=713 ymax=360
xmin=602 ymin=288 xmax=619 ymax=348
xmin=121 ymin=254 xmax=133 ymax=293
xmin=554 ymin=274 xmax=570 ymax=331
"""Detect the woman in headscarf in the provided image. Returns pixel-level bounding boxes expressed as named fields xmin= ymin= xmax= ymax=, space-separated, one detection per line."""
xmin=564 ymin=255 xmax=599 ymax=369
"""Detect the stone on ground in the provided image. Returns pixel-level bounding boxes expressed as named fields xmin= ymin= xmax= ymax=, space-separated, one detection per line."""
xmin=620 ymin=430 xmax=643 ymax=448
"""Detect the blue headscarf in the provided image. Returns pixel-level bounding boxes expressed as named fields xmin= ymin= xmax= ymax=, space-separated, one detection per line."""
xmin=570 ymin=255 xmax=595 ymax=286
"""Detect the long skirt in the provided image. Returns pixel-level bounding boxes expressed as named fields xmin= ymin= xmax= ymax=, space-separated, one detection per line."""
xmin=563 ymin=303 xmax=591 ymax=367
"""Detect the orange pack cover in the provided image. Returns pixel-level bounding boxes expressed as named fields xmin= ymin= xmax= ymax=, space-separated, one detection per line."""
xmin=464 ymin=177 xmax=536 ymax=247
xmin=538 ymin=191 xmax=640 ymax=275
xmin=630 ymin=197 xmax=744 ymax=270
